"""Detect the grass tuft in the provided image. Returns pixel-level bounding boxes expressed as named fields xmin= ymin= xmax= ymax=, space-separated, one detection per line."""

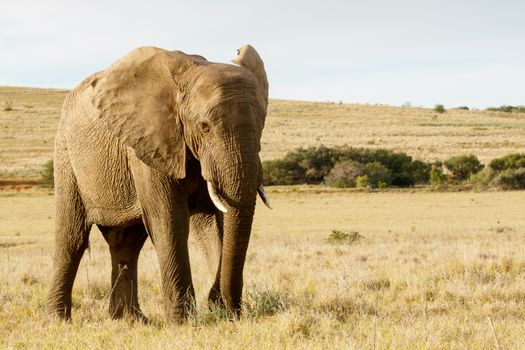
xmin=244 ymin=288 xmax=289 ymax=318
xmin=326 ymin=229 xmax=363 ymax=245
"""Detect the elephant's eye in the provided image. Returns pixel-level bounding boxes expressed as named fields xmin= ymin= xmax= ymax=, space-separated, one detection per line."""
xmin=199 ymin=121 xmax=211 ymax=134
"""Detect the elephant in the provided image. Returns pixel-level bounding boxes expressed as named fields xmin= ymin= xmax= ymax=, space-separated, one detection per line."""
xmin=46 ymin=44 xmax=271 ymax=323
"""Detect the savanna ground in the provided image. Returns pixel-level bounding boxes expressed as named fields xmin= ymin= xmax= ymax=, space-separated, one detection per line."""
xmin=1 ymin=87 xmax=525 ymax=348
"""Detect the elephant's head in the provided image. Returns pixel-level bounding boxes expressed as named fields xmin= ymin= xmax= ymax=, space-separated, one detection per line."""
xmin=90 ymin=45 xmax=270 ymax=314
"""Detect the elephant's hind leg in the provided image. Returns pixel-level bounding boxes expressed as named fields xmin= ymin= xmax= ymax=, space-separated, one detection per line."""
xmin=99 ymin=224 xmax=148 ymax=320
xmin=47 ymin=153 xmax=91 ymax=320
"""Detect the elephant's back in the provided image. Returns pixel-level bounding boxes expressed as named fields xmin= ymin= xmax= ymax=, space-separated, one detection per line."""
xmin=59 ymin=78 xmax=142 ymax=226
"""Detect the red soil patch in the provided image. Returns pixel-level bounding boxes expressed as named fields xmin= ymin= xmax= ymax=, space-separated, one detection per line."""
xmin=0 ymin=178 xmax=42 ymax=191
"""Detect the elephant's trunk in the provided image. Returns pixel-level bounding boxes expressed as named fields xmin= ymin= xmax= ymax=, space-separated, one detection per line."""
xmin=210 ymin=145 xmax=259 ymax=315
xmin=220 ymin=205 xmax=255 ymax=314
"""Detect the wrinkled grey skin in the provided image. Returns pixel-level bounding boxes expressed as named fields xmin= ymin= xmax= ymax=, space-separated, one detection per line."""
xmin=46 ymin=45 xmax=269 ymax=322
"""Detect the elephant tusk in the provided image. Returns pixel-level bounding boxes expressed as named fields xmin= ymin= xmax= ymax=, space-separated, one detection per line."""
xmin=257 ymin=184 xmax=273 ymax=209
xmin=207 ymin=181 xmax=228 ymax=213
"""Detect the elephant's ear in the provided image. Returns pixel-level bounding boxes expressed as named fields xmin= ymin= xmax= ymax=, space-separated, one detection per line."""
xmin=231 ymin=45 xmax=269 ymax=118
xmin=91 ymin=47 xmax=205 ymax=178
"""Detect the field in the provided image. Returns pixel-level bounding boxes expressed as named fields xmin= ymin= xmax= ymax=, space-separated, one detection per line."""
xmin=1 ymin=87 xmax=525 ymax=348
xmin=2 ymin=87 xmax=525 ymax=178
xmin=1 ymin=188 xmax=524 ymax=348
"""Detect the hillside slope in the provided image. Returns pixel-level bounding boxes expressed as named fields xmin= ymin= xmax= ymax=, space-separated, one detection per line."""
xmin=1 ymin=87 xmax=524 ymax=178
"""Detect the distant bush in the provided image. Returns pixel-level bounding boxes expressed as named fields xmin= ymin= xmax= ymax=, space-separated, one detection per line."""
xmin=324 ymin=160 xmax=392 ymax=189
xmin=262 ymin=159 xmax=301 ymax=185
xmin=490 ymin=168 xmax=525 ymax=190
xmin=334 ymin=146 xmax=429 ymax=186
xmin=489 ymin=153 xmax=525 ymax=172
xmin=429 ymin=167 xmax=447 ymax=187
xmin=399 ymin=160 xmax=431 ymax=185
xmin=262 ymin=146 xmax=525 ymax=191
xmin=262 ymin=145 xmax=338 ymax=185
xmin=486 ymin=105 xmax=525 ymax=113
xmin=41 ymin=160 xmax=54 ymax=188
xmin=469 ymin=167 xmax=496 ymax=189
xmin=263 ymin=146 xmax=431 ymax=187
xmin=444 ymin=155 xmax=483 ymax=180
xmin=356 ymin=175 xmax=369 ymax=188
xmin=324 ymin=160 xmax=364 ymax=188
xmin=363 ymin=162 xmax=392 ymax=188
xmin=295 ymin=145 xmax=338 ymax=183
xmin=456 ymin=106 xmax=469 ymax=111
xmin=434 ymin=104 xmax=446 ymax=113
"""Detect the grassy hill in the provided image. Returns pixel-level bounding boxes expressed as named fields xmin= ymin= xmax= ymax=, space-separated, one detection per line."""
xmin=1 ymin=86 xmax=524 ymax=178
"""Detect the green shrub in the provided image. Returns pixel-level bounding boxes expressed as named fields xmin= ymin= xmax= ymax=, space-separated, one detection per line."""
xmin=326 ymin=230 xmax=363 ymax=245
xmin=323 ymin=160 xmax=364 ymax=188
xmin=263 ymin=159 xmax=303 ymax=185
xmin=434 ymin=104 xmax=446 ymax=113
xmin=363 ymin=162 xmax=392 ymax=188
xmin=356 ymin=175 xmax=369 ymax=188
xmin=489 ymin=153 xmax=525 ymax=172
xmin=335 ymin=146 xmax=427 ymax=187
xmin=295 ymin=145 xmax=338 ymax=183
xmin=263 ymin=145 xmax=431 ymax=187
xmin=444 ymin=155 xmax=483 ymax=180
xmin=490 ymin=168 xmax=525 ymax=189
xmin=469 ymin=167 xmax=497 ymax=189
xmin=263 ymin=145 xmax=339 ymax=185
xmin=429 ymin=167 xmax=447 ymax=187
xmin=400 ymin=159 xmax=431 ymax=185
xmin=456 ymin=106 xmax=469 ymax=110
xmin=41 ymin=160 xmax=54 ymax=188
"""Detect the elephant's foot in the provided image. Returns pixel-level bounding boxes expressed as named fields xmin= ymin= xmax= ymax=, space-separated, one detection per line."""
xmin=46 ymin=299 xmax=72 ymax=321
xmin=109 ymin=301 xmax=148 ymax=323
xmin=162 ymin=292 xmax=197 ymax=324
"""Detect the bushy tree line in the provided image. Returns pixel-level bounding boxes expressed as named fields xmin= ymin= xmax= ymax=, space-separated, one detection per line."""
xmin=39 ymin=151 xmax=525 ymax=190
xmin=471 ymin=153 xmax=525 ymax=190
xmin=263 ymin=146 xmax=431 ymax=188
xmin=262 ymin=146 xmax=525 ymax=190
xmin=485 ymin=105 xmax=525 ymax=113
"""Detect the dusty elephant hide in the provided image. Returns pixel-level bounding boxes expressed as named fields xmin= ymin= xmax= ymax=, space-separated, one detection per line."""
xmin=46 ymin=44 xmax=270 ymax=323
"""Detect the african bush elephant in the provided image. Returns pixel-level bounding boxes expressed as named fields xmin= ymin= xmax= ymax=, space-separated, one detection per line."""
xmin=46 ymin=45 xmax=271 ymax=322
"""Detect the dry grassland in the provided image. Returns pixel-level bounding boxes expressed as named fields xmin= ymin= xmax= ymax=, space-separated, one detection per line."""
xmin=0 ymin=188 xmax=524 ymax=348
xmin=0 ymin=87 xmax=68 ymax=178
xmin=1 ymin=87 xmax=524 ymax=348
xmin=2 ymin=87 xmax=525 ymax=178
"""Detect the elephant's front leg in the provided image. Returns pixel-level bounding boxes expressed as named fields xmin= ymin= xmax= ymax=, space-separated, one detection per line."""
xmin=145 ymin=205 xmax=195 ymax=322
xmin=190 ymin=212 xmax=223 ymax=306
xmin=133 ymin=172 xmax=195 ymax=324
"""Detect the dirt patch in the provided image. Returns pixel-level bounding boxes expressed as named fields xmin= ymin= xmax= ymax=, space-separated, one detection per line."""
xmin=0 ymin=178 xmax=42 ymax=191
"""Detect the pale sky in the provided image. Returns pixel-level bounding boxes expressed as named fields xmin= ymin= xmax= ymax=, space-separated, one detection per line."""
xmin=1 ymin=0 xmax=524 ymax=108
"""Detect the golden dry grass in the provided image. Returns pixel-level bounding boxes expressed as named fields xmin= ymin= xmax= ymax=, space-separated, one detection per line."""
xmin=0 ymin=87 xmax=68 ymax=178
xmin=2 ymin=87 xmax=525 ymax=178
xmin=263 ymin=100 xmax=525 ymax=163
xmin=1 ymin=188 xmax=524 ymax=348
xmin=1 ymin=87 xmax=524 ymax=348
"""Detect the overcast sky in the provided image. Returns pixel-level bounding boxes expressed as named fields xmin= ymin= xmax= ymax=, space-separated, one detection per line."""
xmin=1 ymin=0 xmax=524 ymax=108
